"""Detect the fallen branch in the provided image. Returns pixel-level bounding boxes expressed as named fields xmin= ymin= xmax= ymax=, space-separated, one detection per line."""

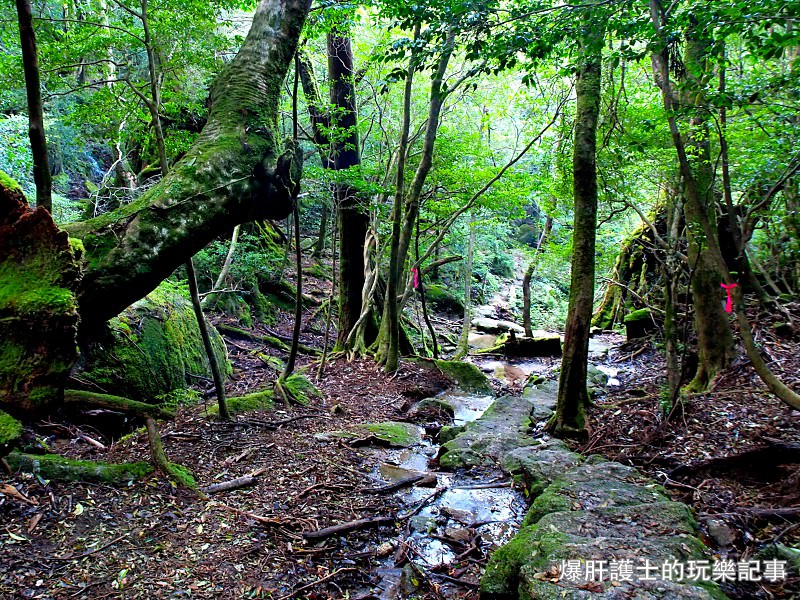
xmin=53 ymin=534 xmax=127 ymax=561
xmin=302 ymin=516 xmax=395 ymax=541
xmin=202 ymin=475 xmax=258 ymax=494
xmin=360 ymin=473 xmax=437 ymax=495
xmin=276 ymin=567 xmax=357 ymax=600
xmin=64 ymin=389 xmax=175 ymax=419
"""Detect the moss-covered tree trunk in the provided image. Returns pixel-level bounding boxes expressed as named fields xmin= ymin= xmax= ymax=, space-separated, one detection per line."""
xmin=678 ymin=16 xmax=735 ymax=391
xmin=547 ymin=11 xmax=603 ymax=438
xmin=64 ymin=0 xmax=311 ymax=331
xmin=1 ymin=0 xmax=311 ymax=421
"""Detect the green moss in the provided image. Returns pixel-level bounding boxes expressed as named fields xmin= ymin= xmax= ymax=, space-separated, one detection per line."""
xmin=623 ymin=307 xmax=651 ymax=323
xmin=0 ymin=259 xmax=77 ymax=316
xmin=424 ymin=284 xmax=464 ymax=313
xmin=5 ymin=452 xmax=153 ymax=484
xmin=207 ymin=389 xmax=274 ymax=416
xmin=26 ymin=386 xmax=61 ymax=410
xmin=282 ymin=372 xmax=321 ymax=406
xmin=522 ymin=479 xmax=573 ymax=526
xmin=480 ymin=525 xmax=555 ymax=598
xmin=432 ymin=359 xmax=493 ymax=394
xmin=0 ymin=170 xmax=23 ymax=195
xmin=438 ymin=424 xmax=465 ymax=444
xmin=67 ymin=237 xmax=85 ymax=258
xmin=164 ymin=462 xmax=197 ymax=488
xmin=0 ymin=409 xmax=23 ymax=446
xmin=360 ymin=422 xmax=421 ymax=447
xmin=438 ymin=447 xmax=482 ymax=469
xmin=79 ymin=281 xmax=230 ymax=401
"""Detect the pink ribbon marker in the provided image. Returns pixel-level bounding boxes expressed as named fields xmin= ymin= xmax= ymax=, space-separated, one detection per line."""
xmin=720 ymin=282 xmax=738 ymax=313
xmin=411 ymin=267 xmax=419 ymax=289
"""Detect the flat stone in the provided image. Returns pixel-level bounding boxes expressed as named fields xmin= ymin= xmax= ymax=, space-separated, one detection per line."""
xmin=472 ymin=317 xmax=525 ymax=335
xmin=469 ymin=333 xmax=499 ymax=349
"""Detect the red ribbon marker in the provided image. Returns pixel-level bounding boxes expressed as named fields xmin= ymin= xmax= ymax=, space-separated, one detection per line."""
xmin=720 ymin=282 xmax=738 ymax=314
xmin=411 ymin=267 xmax=419 ymax=289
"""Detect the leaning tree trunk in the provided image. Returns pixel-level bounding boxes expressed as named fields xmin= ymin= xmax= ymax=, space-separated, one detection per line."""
xmin=1 ymin=0 xmax=311 ymax=421
xmin=64 ymin=0 xmax=311 ymax=331
xmin=547 ymin=10 xmax=603 ymax=439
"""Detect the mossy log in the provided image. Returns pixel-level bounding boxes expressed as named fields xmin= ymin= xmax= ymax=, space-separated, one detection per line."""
xmin=63 ymin=390 xmax=175 ymax=419
xmin=5 ymin=451 xmax=153 ymax=484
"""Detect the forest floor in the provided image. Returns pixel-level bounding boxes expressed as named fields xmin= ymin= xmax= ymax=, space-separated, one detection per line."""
xmin=577 ymin=300 xmax=800 ymax=600
xmin=1 ymin=262 xmax=799 ymax=599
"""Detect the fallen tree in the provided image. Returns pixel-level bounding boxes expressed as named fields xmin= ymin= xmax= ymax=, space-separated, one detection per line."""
xmin=0 ymin=0 xmax=312 ymax=428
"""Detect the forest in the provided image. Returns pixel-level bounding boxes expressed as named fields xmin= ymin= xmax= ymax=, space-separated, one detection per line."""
xmin=0 ymin=0 xmax=798 ymax=598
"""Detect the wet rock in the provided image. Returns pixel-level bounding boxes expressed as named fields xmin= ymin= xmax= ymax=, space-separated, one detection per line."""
xmin=316 ymin=422 xmax=422 ymax=448
xmin=408 ymin=397 xmax=455 ymax=421
xmin=438 ymin=424 xmax=466 ymax=444
xmin=420 ymin=359 xmax=494 ymax=395
xmin=472 ymin=318 xmax=525 ymax=335
xmin=481 ymin=462 xmax=728 ymax=600
xmin=500 ymin=441 xmax=584 ymax=498
xmin=587 ymin=364 xmax=610 ymax=398
xmin=469 ymin=332 xmax=499 ymax=349
xmin=704 ymin=517 xmax=737 ymax=547
xmin=439 ymin=394 xmax=540 ymax=469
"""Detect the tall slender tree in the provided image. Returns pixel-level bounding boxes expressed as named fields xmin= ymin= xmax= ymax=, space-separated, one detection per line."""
xmin=16 ymin=0 xmax=52 ymax=212
xmin=547 ymin=7 xmax=604 ymax=438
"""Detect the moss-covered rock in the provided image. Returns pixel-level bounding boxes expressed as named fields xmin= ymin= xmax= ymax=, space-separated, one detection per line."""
xmin=207 ymin=389 xmax=274 ymax=416
xmin=6 ymin=451 xmax=153 ymax=484
xmin=0 ymin=176 xmax=81 ymax=417
xmin=623 ymin=307 xmax=659 ymax=340
xmin=409 ymin=397 xmax=455 ymax=421
xmin=0 ymin=409 xmax=23 ymax=454
xmin=438 ymin=395 xmax=539 ymax=469
xmin=425 ymin=283 xmax=464 ymax=314
xmin=77 ymin=281 xmax=230 ymax=402
xmin=433 ymin=359 xmax=493 ymax=394
xmin=318 ymin=421 xmax=422 ymax=448
xmin=438 ymin=424 xmax=466 ymax=444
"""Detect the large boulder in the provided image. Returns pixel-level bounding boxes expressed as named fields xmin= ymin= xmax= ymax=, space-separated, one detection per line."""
xmin=472 ymin=317 xmax=525 ymax=335
xmin=76 ymin=282 xmax=230 ymax=401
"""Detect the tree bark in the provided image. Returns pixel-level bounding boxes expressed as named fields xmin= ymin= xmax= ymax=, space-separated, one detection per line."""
xmin=453 ymin=222 xmax=475 ymax=360
xmin=522 ymin=215 xmax=552 ymax=336
xmin=64 ymin=0 xmax=311 ymax=330
xmin=679 ymin=16 xmax=735 ymax=391
xmin=16 ymin=0 xmax=52 ymax=212
xmin=547 ymin=12 xmax=603 ymax=438
xmin=327 ymin=32 xmax=369 ymax=350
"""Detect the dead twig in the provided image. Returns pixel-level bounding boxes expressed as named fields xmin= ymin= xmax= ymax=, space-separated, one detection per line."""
xmin=202 ymin=475 xmax=258 ymax=494
xmin=276 ymin=567 xmax=358 ymax=600
xmin=302 ymin=516 xmax=396 ymax=541
xmin=53 ymin=534 xmax=127 ymax=561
